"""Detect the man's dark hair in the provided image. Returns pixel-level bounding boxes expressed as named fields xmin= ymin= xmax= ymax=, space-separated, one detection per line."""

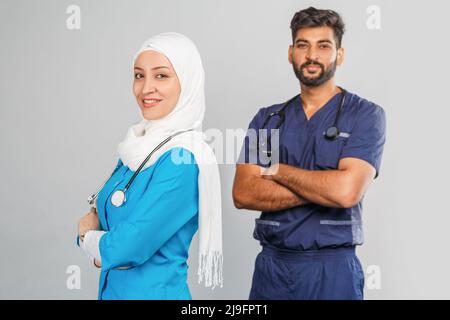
xmin=290 ymin=7 xmax=345 ymax=48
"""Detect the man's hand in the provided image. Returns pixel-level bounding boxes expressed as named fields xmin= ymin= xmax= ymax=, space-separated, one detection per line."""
xmin=78 ymin=208 xmax=100 ymax=239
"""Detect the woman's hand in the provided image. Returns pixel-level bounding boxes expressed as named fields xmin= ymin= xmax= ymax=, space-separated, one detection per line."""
xmin=78 ymin=207 xmax=100 ymax=239
xmin=93 ymin=259 xmax=102 ymax=268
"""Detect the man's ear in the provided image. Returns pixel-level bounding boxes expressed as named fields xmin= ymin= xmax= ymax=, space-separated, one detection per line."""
xmin=337 ymin=47 xmax=345 ymax=66
xmin=288 ymin=45 xmax=293 ymax=64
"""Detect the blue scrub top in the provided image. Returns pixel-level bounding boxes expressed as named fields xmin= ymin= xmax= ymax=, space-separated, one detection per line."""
xmin=239 ymin=90 xmax=386 ymax=251
xmin=79 ymin=147 xmax=199 ymax=300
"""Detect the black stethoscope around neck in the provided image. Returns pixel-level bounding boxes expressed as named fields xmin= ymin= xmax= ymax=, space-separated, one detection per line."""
xmin=261 ymin=86 xmax=347 ymax=140
xmin=87 ymin=129 xmax=193 ymax=208
xmin=258 ymin=87 xmax=347 ymax=160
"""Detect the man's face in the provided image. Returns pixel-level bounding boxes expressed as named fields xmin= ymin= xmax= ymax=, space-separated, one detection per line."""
xmin=288 ymin=26 xmax=344 ymax=87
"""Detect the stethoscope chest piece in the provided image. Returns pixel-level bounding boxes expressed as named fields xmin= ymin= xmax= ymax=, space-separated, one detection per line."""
xmin=93 ymin=129 xmax=194 ymax=209
xmin=325 ymin=126 xmax=339 ymax=140
xmin=111 ymin=190 xmax=126 ymax=207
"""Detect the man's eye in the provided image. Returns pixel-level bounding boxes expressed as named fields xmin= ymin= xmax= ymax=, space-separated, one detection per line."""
xmin=320 ymin=45 xmax=331 ymax=49
xmin=134 ymin=73 xmax=143 ymax=79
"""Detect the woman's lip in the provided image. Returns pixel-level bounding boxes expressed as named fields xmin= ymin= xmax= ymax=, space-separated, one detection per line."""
xmin=142 ymin=99 xmax=162 ymax=108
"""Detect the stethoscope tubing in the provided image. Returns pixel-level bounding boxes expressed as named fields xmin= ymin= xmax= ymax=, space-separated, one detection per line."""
xmin=87 ymin=129 xmax=194 ymax=208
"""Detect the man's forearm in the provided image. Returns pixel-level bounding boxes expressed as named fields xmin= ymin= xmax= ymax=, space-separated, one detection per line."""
xmin=263 ymin=164 xmax=353 ymax=208
xmin=233 ymin=175 xmax=309 ymax=212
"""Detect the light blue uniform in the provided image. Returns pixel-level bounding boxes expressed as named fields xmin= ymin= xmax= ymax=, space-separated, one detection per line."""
xmin=78 ymin=147 xmax=199 ymax=300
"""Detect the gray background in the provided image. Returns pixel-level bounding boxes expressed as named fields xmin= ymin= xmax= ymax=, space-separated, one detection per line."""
xmin=0 ymin=0 xmax=448 ymax=299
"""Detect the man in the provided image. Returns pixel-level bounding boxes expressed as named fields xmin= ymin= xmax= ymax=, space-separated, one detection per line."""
xmin=233 ymin=7 xmax=386 ymax=300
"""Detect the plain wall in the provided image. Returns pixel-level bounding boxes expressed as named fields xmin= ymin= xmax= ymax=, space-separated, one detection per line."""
xmin=0 ymin=0 xmax=449 ymax=299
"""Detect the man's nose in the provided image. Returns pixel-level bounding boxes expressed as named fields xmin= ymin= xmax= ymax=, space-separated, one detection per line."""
xmin=305 ymin=47 xmax=319 ymax=61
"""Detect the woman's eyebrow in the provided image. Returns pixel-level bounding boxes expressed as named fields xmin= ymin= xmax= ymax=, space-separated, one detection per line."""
xmin=134 ymin=66 xmax=170 ymax=71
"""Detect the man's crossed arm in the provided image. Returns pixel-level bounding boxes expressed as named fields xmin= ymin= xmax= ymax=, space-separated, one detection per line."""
xmin=232 ymin=158 xmax=376 ymax=212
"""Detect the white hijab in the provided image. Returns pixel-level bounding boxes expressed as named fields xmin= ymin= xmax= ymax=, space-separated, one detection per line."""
xmin=117 ymin=32 xmax=223 ymax=288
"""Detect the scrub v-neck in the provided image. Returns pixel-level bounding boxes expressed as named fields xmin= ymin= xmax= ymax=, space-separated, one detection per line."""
xmin=297 ymin=91 xmax=343 ymax=124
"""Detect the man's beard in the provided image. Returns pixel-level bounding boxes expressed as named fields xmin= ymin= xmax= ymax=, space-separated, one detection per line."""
xmin=293 ymin=58 xmax=337 ymax=87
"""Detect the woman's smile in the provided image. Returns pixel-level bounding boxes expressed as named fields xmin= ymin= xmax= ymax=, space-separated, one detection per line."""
xmin=142 ymin=98 xmax=162 ymax=108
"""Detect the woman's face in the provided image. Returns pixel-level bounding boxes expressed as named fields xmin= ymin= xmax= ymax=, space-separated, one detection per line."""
xmin=133 ymin=50 xmax=181 ymax=120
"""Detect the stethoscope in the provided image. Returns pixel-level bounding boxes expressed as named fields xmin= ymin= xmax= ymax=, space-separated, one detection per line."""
xmin=259 ymin=87 xmax=347 ymax=158
xmin=87 ymin=129 xmax=193 ymax=208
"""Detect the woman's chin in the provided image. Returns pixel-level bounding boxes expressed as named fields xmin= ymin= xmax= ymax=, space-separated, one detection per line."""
xmin=140 ymin=106 xmax=156 ymax=119
xmin=141 ymin=109 xmax=165 ymax=121
xmin=140 ymin=104 xmax=176 ymax=121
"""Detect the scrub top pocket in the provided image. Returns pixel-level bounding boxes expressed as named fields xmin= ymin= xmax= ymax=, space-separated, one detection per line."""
xmin=314 ymin=133 xmax=349 ymax=170
xmin=253 ymin=218 xmax=283 ymax=247
xmin=318 ymin=219 xmax=359 ymax=248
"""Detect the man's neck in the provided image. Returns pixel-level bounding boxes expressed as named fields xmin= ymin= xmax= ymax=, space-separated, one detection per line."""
xmin=300 ymin=81 xmax=341 ymax=111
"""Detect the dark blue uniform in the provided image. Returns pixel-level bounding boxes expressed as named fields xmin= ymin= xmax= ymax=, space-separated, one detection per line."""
xmin=239 ymin=90 xmax=386 ymax=300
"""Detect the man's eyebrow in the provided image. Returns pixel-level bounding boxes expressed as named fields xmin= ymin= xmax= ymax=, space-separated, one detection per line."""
xmin=295 ymin=39 xmax=334 ymax=44
xmin=133 ymin=66 xmax=170 ymax=71
xmin=295 ymin=38 xmax=309 ymax=44
xmin=317 ymin=39 xmax=333 ymax=44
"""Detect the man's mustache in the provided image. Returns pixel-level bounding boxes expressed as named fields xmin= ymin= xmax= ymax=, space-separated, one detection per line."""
xmin=300 ymin=61 xmax=324 ymax=69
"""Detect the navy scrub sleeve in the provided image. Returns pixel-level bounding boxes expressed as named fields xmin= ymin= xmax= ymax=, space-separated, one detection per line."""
xmin=340 ymin=103 xmax=386 ymax=178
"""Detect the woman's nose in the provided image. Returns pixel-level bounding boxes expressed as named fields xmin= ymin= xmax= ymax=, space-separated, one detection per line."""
xmin=142 ymin=78 xmax=157 ymax=95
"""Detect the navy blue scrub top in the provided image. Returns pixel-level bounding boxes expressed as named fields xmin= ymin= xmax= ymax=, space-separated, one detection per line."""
xmin=238 ymin=90 xmax=386 ymax=251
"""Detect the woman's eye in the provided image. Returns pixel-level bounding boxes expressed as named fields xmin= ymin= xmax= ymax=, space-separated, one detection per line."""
xmin=156 ymin=74 xmax=168 ymax=79
xmin=134 ymin=73 xmax=143 ymax=79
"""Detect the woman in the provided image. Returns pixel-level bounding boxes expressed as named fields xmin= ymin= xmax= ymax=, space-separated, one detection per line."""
xmin=77 ymin=32 xmax=223 ymax=300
